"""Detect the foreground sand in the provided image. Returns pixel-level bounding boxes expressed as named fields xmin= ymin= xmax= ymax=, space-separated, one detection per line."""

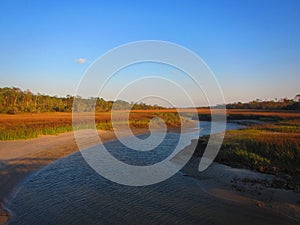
xmin=1 ymin=129 xmax=300 ymax=224
xmin=171 ymin=139 xmax=300 ymax=222
xmin=0 ymin=128 xmax=148 ymax=225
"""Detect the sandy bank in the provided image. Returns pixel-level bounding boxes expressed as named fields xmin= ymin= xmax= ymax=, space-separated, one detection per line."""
xmin=171 ymin=139 xmax=300 ymax=222
xmin=1 ymin=125 xmax=299 ymax=224
xmin=0 ymin=128 xmax=148 ymax=225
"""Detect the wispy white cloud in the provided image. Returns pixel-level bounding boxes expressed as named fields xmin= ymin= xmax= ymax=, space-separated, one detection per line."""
xmin=75 ymin=57 xmax=87 ymax=64
xmin=171 ymin=69 xmax=179 ymax=75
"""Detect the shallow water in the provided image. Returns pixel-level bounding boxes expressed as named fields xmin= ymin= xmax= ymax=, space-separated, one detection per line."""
xmin=7 ymin=122 xmax=297 ymax=225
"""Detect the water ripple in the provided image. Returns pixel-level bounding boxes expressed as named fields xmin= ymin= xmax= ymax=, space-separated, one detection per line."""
xmin=7 ymin=123 xmax=296 ymax=225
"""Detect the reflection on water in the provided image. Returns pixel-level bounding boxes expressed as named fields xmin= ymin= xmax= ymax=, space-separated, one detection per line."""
xmin=7 ymin=122 xmax=296 ymax=225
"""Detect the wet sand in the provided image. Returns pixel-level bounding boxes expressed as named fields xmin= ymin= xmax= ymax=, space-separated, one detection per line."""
xmin=172 ymin=139 xmax=300 ymax=222
xmin=1 ymin=127 xmax=300 ymax=224
xmin=5 ymin=131 xmax=299 ymax=225
xmin=0 ymin=128 xmax=148 ymax=225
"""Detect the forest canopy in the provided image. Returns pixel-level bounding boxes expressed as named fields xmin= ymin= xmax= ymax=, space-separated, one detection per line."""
xmin=0 ymin=87 xmax=299 ymax=114
xmin=226 ymin=98 xmax=300 ymax=110
xmin=0 ymin=87 xmax=164 ymax=114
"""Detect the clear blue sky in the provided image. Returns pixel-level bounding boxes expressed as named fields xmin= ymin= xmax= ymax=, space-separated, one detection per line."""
xmin=0 ymin=0 xmax=299 ymax=105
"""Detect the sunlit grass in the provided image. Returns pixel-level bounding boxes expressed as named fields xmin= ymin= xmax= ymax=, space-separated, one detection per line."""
xmin=255 ymin=120 xmax=300 ymax=133
xmin=196 ymin=120 xmax=300 ymax=176
xmin=219 ymin=129 xmax=300 ymax=174
xmin=0 ymin=112 xmax=192 ymax=140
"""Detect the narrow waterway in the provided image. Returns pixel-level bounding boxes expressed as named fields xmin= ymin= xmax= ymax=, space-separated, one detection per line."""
xmin=7 ymin=122 xmax=297 ymax=225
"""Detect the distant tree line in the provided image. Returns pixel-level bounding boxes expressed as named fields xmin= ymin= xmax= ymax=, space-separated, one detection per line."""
xmin=2 ymin=87 xmax=299 ymax=113
xmin=226 ymin=98 xmax=300 ymax=110
xmin=0 ymin=87 xmax=164 ymax=114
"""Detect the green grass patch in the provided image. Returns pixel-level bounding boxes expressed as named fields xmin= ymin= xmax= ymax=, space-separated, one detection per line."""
xmin=195 ymin=121 xmax=300 ymax=176
xmin=0 ymin=112 xmax=191 ymax=140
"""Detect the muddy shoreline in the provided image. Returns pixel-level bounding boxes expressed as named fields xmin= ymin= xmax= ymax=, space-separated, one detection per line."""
xmin=0 ymin=128 xmax=149 ymax=225
xmin=1 ymin=120 xmax=299 ymax=224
